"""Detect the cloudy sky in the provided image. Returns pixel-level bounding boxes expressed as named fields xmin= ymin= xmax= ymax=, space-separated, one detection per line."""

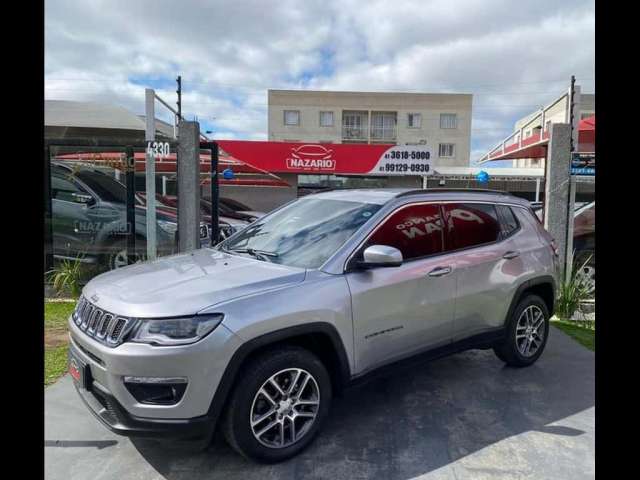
xmin=45 ymin=0 xmax=595 ymax=165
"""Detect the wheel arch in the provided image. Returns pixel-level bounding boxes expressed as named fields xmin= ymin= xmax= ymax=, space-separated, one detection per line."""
xmin=206 ymin=322 xmax=351 ymax=431
xmin=505 ymin=275 xmax=556 ymax=325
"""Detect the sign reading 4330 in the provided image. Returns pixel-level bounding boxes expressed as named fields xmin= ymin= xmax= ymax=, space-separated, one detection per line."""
xmin=147 ymin=141 xmax=170 ymax=158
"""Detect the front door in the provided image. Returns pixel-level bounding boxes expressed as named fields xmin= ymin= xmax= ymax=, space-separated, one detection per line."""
xmin=50 ymin=171 xmax=97 ymax=259
xmin=346 ymin=202 xmax=457 ymax=375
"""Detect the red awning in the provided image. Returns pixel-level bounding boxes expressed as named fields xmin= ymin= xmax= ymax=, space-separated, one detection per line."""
xmin=54 ymin=151 xmax=291 ymax=187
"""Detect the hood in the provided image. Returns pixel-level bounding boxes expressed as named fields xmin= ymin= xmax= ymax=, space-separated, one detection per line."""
xmin=82 ymin=249 xmax=306 ymax=318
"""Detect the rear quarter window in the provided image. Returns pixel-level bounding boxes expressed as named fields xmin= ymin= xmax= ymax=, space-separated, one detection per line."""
xmin=496 ymin=205 xmax=520 ymax=239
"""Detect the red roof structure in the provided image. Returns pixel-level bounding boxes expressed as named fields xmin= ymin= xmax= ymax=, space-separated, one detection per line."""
xmin=478 ymin=115 xmax=595 ymax=163
xmin=54 ymin=150 xmax=291 ymax=187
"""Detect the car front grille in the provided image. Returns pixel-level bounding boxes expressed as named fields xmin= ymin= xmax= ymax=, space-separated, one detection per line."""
xmin=73 ymin=296 xmax=134 ymax=347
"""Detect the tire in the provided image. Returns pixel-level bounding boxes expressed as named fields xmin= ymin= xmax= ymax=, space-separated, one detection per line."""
xmin=222 ymin=346 xmax=332 ymax=463
xmin=493 ymin=294 xmax=550 ymax=367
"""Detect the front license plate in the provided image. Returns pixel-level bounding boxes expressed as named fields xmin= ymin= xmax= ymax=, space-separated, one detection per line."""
xmin=68 ymin=351 xmax=87 ymax=389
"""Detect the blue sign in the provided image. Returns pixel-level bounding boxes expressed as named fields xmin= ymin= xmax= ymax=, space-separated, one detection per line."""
xmin=476 ymin=170 xmax=490 ymax=183
xmin=222 ymin=168 xmax=235 ymax=180
xmin=571 ymin=153 xmax=595 ymax=176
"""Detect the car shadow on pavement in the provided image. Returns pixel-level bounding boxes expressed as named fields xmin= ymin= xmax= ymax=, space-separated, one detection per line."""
xmin=130 ymin=329 xmax=595 ymax=480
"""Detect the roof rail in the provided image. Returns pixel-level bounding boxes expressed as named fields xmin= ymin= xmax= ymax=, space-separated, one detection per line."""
xmin=395 ymin=188 xmax=513 ymax=198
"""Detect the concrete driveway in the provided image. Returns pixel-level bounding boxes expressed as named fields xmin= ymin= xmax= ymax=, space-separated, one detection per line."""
xmin=46 ymin=328 xmax=594 ymax=480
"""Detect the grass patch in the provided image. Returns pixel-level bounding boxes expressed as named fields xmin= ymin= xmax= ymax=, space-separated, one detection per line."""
xmin=551 ymin=319 xmax=595 ymax=351
xmin=45 ymin=300 xmax=76 ymax=386
xmin=45 ymin=344 xmax=70 ymax=386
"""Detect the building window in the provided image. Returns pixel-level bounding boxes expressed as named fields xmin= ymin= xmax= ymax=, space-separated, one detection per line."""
xmin=440 ymin=113 xmax=457 ymax=129
xmin=371 ymin=112 xmax=397 ymax=141
xmin=438 ymin=143 xmax=455 ymax=158
xmin=407 ymin=113 xmax=421 ymax=128
xmin=342 ymin=111 xmax=368 ymax=140
xmin=319 ymin=111 xmax=334 ymax=127
xmin=284 ymin=110 xmax=300 ymax=126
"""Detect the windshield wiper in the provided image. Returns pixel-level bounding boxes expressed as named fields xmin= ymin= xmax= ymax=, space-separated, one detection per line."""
xmin=222 ymin=247 xmax=279 ymax=262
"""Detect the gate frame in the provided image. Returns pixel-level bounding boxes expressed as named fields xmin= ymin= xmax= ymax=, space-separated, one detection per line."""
xmin=44 ymin=137 xmax=179 ymax=274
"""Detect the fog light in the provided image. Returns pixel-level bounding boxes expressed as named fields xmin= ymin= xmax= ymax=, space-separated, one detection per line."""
xmin=123 ymin=376 xmax=187 ymax=405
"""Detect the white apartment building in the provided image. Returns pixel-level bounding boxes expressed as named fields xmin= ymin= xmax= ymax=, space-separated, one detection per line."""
xmin=268 ymin=90 xmax=473 ymax=168
xmin=512 ymin=93 xmax=595 ymax=168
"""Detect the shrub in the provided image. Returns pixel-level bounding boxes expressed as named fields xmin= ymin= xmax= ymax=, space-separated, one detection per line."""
xmin=556 ymin=253 xmax=593 ymax=322
xmin=45 ymin=256 xmax=86 ymax=298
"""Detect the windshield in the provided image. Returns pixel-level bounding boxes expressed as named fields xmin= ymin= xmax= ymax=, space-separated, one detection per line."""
xmin=219 ymin=197 xmax=382 ymax=269
xmin=76 ymin=170 xmax=127 ymax=204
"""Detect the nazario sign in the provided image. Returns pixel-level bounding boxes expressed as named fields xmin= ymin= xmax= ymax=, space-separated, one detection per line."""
xmin=216 ymin=140 xmax=433 ymax=176
xmin=571 ymin=152 xmax=595 ymax=176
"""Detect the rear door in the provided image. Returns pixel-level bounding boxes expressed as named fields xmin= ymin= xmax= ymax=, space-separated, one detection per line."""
xmin=345 ymin=202 xmax=457 ymax=375
xmin=444 ymin=203 xmax=527 ymax=341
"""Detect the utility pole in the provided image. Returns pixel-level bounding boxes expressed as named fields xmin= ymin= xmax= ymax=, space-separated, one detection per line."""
xmin=564 ymin=75 xmax=580 ymax=280
xmin=176 ymin=75 xmax=182 ymax=121
xmin=569 ymin=75 xmax=576 ymax=152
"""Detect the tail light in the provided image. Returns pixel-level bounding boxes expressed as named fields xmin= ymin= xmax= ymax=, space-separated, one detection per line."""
xmin=550 ymin=239 xmax=559 ymax=257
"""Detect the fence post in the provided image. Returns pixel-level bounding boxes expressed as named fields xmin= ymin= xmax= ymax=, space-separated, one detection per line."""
xmin=544 ymin=123 xmax=572 ymax=279
xmin=177 ymin=120 xmax=201 ymax=252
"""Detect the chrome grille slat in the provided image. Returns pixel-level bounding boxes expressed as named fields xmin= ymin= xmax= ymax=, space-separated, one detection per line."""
xmin=96 ymin=313 xmax=113 ymax=339
xmin=81 ymin=305 xmax=94 ymax=330
xmin=74 ymin=298 xmax=131 ymax=347
xmin=88 ymin=309 xmax=103 ymax=334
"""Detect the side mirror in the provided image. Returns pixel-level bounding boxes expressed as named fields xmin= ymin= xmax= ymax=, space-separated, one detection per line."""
xmin=357 ymin=245 xmax=403 ymax=269
xmin=72 ymin=193 xmax=95 ymax=205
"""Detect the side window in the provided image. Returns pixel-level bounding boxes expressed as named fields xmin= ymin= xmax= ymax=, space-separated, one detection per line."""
xmin=365 ymin=203 xmax=444 ymax=261
xmin=496 ymin=205 xmax=520 ymax=239
xmin=442 ymin=203 xmax=501 ymax=251
xmin=51 ymin=174 xmax=86 ymax=203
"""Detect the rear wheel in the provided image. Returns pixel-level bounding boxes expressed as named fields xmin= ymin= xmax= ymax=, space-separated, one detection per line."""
xmin=494 ymin=294 xmax=550 ymax=367
xmin=222 ymin=346 xmax=331 ymax=463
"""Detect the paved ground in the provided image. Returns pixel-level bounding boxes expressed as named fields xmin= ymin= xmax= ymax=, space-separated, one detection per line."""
xmin=46 ymin=328 xmax=594 ymax=480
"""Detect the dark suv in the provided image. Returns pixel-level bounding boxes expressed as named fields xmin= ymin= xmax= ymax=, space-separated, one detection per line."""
xmin=50 ymin=161 xmax=209 ymax=270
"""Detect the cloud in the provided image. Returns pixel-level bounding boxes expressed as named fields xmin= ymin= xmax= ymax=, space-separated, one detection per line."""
xmin=45 ymin=0 xmax=595 ymax=164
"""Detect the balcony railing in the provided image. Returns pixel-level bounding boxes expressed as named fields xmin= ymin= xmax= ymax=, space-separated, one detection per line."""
xmin=342 ymin=126 xmax=367 ymax=140
xmin=370 ymin=126 xmax=397 ymax=141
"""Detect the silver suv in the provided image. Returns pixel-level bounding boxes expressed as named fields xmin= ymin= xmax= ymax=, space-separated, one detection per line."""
xmin=68 ymin=189 xmax=558 ymax=463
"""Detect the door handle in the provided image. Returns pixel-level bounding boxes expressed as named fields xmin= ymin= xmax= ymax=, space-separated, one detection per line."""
xmin=428 ymin=266 xmax=452 ymax=277
xmin=503 ymin=250 xmax=520 ymax=260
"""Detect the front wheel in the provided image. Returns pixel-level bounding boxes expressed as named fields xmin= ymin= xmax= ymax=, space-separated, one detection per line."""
xmin=222 ymin=346 xmax=331 ymax=463
xmin=494 ymin=294 xmax=550 ymax=367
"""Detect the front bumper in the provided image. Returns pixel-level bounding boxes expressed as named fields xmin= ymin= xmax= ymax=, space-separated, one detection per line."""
xmin=68 ymin=316 xmax=243 ymax=438
xmin=73 ymin=375 xmax=214 ymax=439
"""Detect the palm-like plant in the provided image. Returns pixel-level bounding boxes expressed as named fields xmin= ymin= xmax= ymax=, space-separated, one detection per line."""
xmin=45 ymin=255 xmax=86 ymax=298
xmin=556 ymin=253 xmax=593 ymax=322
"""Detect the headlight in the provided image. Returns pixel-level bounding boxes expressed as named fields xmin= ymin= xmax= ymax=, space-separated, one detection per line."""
xmin=157 ymin=220 xmax=178 ymax=235
xmin=129 ymin=314 xmax=224 ymax=346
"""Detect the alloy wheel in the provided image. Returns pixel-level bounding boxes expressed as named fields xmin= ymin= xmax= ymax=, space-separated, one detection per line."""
xmin=515 ymin=305 xmax=546 ymax=357
xmin=111 ymin=249 xmax=146 ymax=269
xmin=575 ymin=264 xmax=596 ymax=296
xmin=249 ymin=368 xmax=320 ymax=449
